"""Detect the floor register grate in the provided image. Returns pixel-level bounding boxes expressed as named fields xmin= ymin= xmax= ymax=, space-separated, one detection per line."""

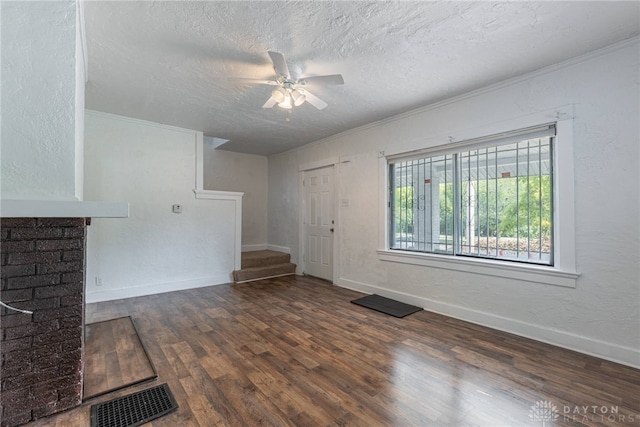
xmin=90 ymin=383 xmax=178 ymax=427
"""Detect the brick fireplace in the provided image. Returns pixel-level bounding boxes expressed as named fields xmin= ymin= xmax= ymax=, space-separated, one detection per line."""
xmin=1 ymin=217 xmax=88 ymax=426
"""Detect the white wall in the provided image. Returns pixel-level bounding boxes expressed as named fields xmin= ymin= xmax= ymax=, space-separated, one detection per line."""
xmin=203 ymin=147 xmax=268 ymax=250
xmin=1 ymin=1 xmax=83 ymax=200
xmin=84 ymin=111 xmax=237 ymax=302
xmin=268 ymin=39 xmax=640 ymax=367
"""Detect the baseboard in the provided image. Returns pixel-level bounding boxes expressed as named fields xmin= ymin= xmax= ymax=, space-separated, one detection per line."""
xmin=242 ymin=244 xmax=267 ymax=252
xmin=86 ymin=275 xmax=231 ymax=303
xmin=336 ymin=277 xmax=640 ymax=369
xmin=266 ymin=244 xmax=290 ymax=254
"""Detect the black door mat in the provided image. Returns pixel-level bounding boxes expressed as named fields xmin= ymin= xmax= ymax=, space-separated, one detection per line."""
xmin=351 ymin=294 xmax=422 ymax=318
xmin=90 ymin=383 xmax=178 ymax=427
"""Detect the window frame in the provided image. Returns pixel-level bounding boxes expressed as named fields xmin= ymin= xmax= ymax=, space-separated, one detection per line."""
xmin=377 ymin=107 xmax=580 ymax=288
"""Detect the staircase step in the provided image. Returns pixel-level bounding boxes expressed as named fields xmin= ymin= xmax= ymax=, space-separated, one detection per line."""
xmin=233 ymin=262 xmax=296 ymax=283
xmin=241 ymin=250 xmax=291 ymax=269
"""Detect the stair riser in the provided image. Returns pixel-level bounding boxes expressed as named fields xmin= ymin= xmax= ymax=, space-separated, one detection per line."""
xmin=233 ymin=263 xmax=296 ymax=282
xmin=242 ymin=253 xmax=291 ymax=269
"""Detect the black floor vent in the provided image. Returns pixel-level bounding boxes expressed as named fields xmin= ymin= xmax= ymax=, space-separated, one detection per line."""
xmin=90 ymin=383 xmax=178 ymax=427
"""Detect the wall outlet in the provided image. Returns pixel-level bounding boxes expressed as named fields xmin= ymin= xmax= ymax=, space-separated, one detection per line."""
xmin=172 ymin=204 xmax=183 ymax=213
xmin=95 ymin=277 xmax=103 ymax=287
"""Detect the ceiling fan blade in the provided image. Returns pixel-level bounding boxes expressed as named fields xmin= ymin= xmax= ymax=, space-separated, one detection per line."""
xmin=268 ymin=51 xmax=290 ymax=79
xmin=301 ymin=90 xmax=328 ymax=110
xmin=262 ymin=96 xmax=277 ymax=108
xmin=229 ymin=77 xmax=279 ymax=86
xmin=299 ymin=74 xmax=344 ymax=86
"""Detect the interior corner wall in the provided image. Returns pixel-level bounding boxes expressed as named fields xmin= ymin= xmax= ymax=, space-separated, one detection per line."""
xmin=203 ymin=147 xmax=268 ymax=249
xmin=267 ymin=39 xmax=640 ymax=367
xmin=84 ymin=111 xmax=236 ymax=302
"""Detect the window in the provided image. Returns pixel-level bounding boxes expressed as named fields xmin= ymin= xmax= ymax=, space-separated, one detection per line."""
xmin=389 ymin=125 xmax=555 ymax=266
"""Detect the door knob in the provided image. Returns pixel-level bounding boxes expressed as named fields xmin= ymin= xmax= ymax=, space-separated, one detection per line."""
xmin=330 ymin=228 xmax=334 ymax=233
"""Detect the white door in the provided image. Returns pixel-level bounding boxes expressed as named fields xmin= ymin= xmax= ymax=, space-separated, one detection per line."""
xmin=304 ymin=166 xmax=334 ymax=281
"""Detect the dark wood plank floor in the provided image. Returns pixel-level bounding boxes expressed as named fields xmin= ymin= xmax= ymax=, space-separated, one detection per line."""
xmin=30 ymin=275 xmax=640 ymax=426
xmin=83 ymin=316 xmax=156 ymax=400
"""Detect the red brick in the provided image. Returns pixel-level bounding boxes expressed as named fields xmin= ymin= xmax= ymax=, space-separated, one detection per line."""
xmin=27 ymin=387 xmax=58 ymax=408
xmin=0 ymin=409 xmax=32 ymax=426
xmin=6 ymin=274 xmax=60 ymax=290
xmin=36 ymin=261 xmax=81 ymax=275
xmin=0 ymin=387 xmax=29 ymax=405
xmin=57 ymin=382 xmax=82 ymax=400
xmin=34 ymin=282 xmax=81 ymax=299
xmin=32 ymin=353 xmax=62 ymax=372
xmin=2 ymin=366 xmax=59 ymax=391
xmin=36 ymin=239 xmax=82 ymax=252
xmin=58 ymin=362 xmax=81 ymax=377
xmin=1 ymin=361 xmax=33 ymax=378
xmin=0 ymin=264 xmax=36 ymax=279
xmin=0 ymin=313 xmax=32 ymax=328
xmin=0 ymin=337 xmax=31 ymax=354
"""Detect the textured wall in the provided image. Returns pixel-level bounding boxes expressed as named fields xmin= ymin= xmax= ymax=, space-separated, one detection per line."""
xmin=267 ymin=40 xmax=640 ymax=367
xmin=83 ymin=112 xmax=236 ymax=302
xmin=1 ymin=1 xmax=82 ymax=201
xmin=0 ymin=218 xmax=86 ymax=426
xmin=203 ymin=148 xmax=268 ymax=248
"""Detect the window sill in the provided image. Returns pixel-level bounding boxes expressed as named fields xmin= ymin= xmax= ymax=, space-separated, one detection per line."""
xmin=377 ymin=249 xmax=579 ymax=288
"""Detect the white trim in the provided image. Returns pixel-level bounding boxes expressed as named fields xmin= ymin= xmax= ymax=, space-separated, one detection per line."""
xmin=77 ymin=0 xmax=88 ymax=82
xmin=242 ymin=244 xmax=267 ymax=252
xmin=234 ymin=272 xmax=296 ymax=284
xmin=194 ymin=189 xmax=244 ymax=270
xmin=0 ymin=199 xmax=129 ymax=218
xmin=337 ymin=278 xmax=640 ymax=369
xmin=377 ymin=250 xmax=578 ymax=288
xmin=270 ymin=37 xmax=638 ymax=160
xmin=299 ymin=157 xmax=339 ymax=172
xmin=195 ymin=131 xmax=204 ymax=191
xmin=267 ymin=244 xmax=291 ymax=254
xmin=379 ymin=105 xmax=579 ymax=287
xmin=86 ymin=276 xmax=230 ymax=303
xmin=194 ymin=189 xmax=244 ymax=200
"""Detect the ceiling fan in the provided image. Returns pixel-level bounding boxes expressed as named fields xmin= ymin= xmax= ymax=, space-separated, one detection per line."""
xmin=234 ymin=51 xmax=344 ymax=111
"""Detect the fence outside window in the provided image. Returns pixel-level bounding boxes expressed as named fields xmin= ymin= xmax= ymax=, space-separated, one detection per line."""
xmin=389 ymin=125 xmax=555 ymax=266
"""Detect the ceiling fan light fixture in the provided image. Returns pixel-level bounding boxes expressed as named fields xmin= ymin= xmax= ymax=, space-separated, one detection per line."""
xmin=291 ymin=89 xmax=306 ymax=106
xmin=278 ymin=92 xmax=293 ymax=109
xmin=272 ymin=87 xmax=287 ymax=104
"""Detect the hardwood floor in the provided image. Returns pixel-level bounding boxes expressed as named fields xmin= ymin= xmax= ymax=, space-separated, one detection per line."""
xmin=83 ymin=316 xmax=156 ymax=400
xmin=30 ymin=275 xmax=639 ymax=426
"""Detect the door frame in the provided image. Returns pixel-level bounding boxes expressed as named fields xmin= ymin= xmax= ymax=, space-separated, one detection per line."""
xmin=298 ymin=158 xmax=339 ymax=283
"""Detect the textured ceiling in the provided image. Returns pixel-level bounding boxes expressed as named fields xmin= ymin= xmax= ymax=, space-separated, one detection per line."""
xmin=84 ymin=1 xmax=639 ymax=156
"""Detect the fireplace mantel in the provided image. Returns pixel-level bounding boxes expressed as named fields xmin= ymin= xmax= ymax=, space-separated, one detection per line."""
xmin=0 ymin=200 xmax=129 ymax=218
